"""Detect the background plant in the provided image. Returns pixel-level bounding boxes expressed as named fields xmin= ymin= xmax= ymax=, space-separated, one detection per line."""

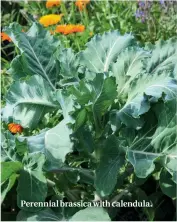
xmin=2 ymin=1 xmax=177 ymax=54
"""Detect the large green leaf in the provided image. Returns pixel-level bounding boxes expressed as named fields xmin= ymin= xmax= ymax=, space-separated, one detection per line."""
xmin=17 ymin=91 xmax=74 ymax=168
xmin=91 ymin=74 xmax=117 ymax=123
xmin=109 ymin=37 xmax=177 ymax=131
xmin=3 ymin=75 xmax=59 ymax=129
xmin=110 ymin=47 xmax=149 ymax=100
xmin=17 ymin=153 xmax=47 ymax=212
xmin=68 ymin=79 xmax=93 ymax=106
xmin=145 ymin=38 xmax=177 ymax=77
xmin=44 ymin=90 xmax=74 ymax=167
xmin=110 ymin=72 xmax=177 ymax=130
xmin=44 ymin=119 xmax=73 ymax=167
xmin=70 ymin=207 xmax=110 ymax=221
xmin=127 ymin=99 xmax=177 ymax=178
xmin=95 ymin=135 xmax=125 ymax=197
xmin=5 ymin=22 xmax=60 ymax=89
xmin=79 ymin=30 xmax=135 ymax=72
xmin=17 ymin=208 xmax=60 ymax=221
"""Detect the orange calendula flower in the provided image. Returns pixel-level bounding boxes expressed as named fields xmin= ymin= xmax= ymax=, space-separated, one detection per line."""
xmin=74 ymin=24 xmax=85 ymax=32
xmin=46 ymin=0 xmax=61 ymax=8
xmin=8 ymin=123 xmax=23 ymax=134
xmin=55 ymin=24 xmax=85 ymax=35
xmin=75 ymin=0 xmax=90 ymax=11
xmin=1 ymin=32 xmax=11 ymax=42
xmin=39 ymin=14 xmax=63 ymax=27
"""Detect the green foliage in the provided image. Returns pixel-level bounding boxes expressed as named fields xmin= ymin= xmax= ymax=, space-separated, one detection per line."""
xmin=95 ymin=135 xmax=125 ymax=197
xmin=70 ymin=207 xmax=111 ymax=221
xmin=3 ymin=75 xmax=59 ymax=128
xmin=1 ymin=21 xmax=177 ymax=221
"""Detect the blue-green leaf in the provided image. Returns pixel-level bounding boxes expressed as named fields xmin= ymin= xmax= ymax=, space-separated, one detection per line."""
xmin=5 ymin=22 xmax=60 ymax=89
xmin=2 ymin=75 xmax=59 ymax=129
xmin=79 ymin=30 xmax=135 ymax=73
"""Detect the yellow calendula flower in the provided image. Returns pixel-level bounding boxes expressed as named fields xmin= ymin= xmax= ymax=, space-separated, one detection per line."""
xmin=39 ymin=14 xmax=63 ymax=27
xmin=46 ymin=0 xmax=61 ymax=8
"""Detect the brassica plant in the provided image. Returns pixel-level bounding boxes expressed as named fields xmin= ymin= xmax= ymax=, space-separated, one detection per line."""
xmin=1 ymin=22 xmax=177 ymax=221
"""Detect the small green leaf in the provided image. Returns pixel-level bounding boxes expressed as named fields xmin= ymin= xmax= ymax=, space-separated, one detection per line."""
xmin=58 ymin=48 xmax=80 ymax=80
xmin=56 ymin=90 xmax=74 ymax=121
xmin=7 ymin=55 xmax=30 ymax=80
xmin=74 ymin=109 xmax=87 ymax=131
xmin=1 ymin=161 xmax=22 ymax=183
xmin=160 ymin=169 xmax=176 ymax=199
xmin=16 ymin=139 xmax=28 ymax=156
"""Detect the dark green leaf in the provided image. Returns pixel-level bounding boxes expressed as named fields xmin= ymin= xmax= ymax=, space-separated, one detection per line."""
xmin=17 ymin=153 xmax=47 ymax=211
xmin=74 ymin=109 xmax=87 ymax=131
xmin=160 ymin=169 xmax=176 ymax=199
xmin=95 ymin=135 xmax=125 ymax=196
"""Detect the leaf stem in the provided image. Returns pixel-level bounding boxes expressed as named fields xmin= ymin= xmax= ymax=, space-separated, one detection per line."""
xmin=110 ymin=182 xmax=136 ymax=203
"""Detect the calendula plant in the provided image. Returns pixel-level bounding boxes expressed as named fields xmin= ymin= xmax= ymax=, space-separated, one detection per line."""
xmin=1 ymin=22 xmax=177 ymax=221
